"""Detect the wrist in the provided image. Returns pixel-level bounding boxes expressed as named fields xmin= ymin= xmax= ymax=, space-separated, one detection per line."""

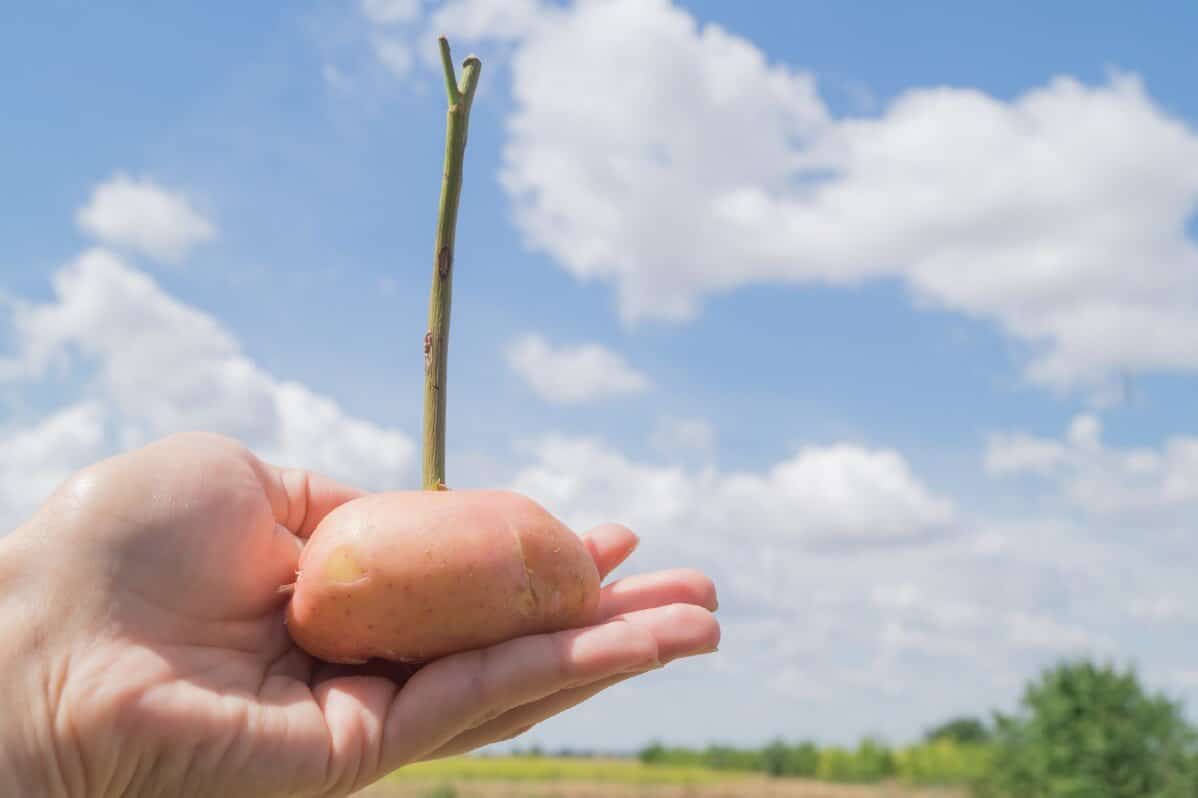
xmin=0 ymin=531 xmax=65 ymax=796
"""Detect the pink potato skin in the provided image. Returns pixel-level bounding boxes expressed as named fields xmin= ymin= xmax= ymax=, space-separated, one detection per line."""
xmin=285 ymin=490 xmax=601 ymax=664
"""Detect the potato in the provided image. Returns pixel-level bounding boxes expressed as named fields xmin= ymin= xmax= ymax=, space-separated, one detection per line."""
xmin=285 ymin=490 xmax=600 ymax=664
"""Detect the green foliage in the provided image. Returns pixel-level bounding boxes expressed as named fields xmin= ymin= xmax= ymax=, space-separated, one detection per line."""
xmin=637 ymin=742 xmax=665 ymax=765
xmin=761 ymin=739 xmax=819 ymax=777
xmin=792 ymin=741 xmax=820 ymax=777
xmin=701 ymin=744 xmax=763 ymax=772
xmin=816 ymin=747 xmax=855 ymax=781
xmin=976 ymin=659 xmax=1198 ymax=797
xmin=637 ymin=742 xmax=702 ymax=767
xmin=816 ymin=738 xmax=896 ymax=783
xmin=925 ymin=716 xmax=991 ymax=745
xmin=421 ymin=785 xmax=457 ymax=798
xmin=895 ymin=738 xmax=992 ymax=785
xmin=636 ymin=742 xmax=762 ymax=772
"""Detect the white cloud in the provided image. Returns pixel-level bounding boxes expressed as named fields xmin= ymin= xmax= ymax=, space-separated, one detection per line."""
xmin=361 ymin=0 xmax=421 ymax=25
xmin=504 ymin=333 xmax=650 ymax=403
xmin=720 ymin=444 xmax=957 ymax=547
xmin=463 ymin=0 xmax=1198 ymax=394
xmin=651 ymin=415 xmax=715 ymax=460
xmin=1006 ymin=611 xmax=1107 ymax=652
xmin=1129 ymin=596 xmax=1193 ymax=625
xmin=506 ymin=430 xmax=1187 ymax=736
xmin=0 ymin=402 xmax=107 ymax=532
xmin=986 ymin=413 xmax=1198 ymax=515
xmin=984 ymin=431 xmax=1067 ymax=475
xmin=350 ymin=0 xmax=1198 ymax=394
xmin=76 ymin=173 xmax=215 ymax=263
xmin=511 ymin=434 xmax=954 ymax=548
xmin=0 ymin=249 xmax=414 ymax=499
xmin=373 ymin=36 xmax=414 ymax=76
xmin=430 ymin=0 xmax=543 ymax=41
xmin=512 ymin=436 xmax=692 ymax=536
xmin=499 ymin=0 xmax=828 ymax=321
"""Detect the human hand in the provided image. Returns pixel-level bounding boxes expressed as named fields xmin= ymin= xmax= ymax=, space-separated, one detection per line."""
xmin=0 ymin=433 xmax=719 ymax=797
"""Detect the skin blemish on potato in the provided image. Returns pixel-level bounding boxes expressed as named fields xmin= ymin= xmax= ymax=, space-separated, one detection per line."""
xmin=324 ymin=546 xmax=367 ymax=585
xmin=508 ymin=518 xmax=539 ymax=617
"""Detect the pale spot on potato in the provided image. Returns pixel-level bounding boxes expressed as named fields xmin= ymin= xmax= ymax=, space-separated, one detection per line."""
xmin=325 ymin=546 xmax=366 ymax=584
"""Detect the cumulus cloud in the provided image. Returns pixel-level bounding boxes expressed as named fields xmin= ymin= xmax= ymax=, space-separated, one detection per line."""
xmin=651 ymin=415 xmax=715 ymax=461
xmin=430 ymin=0 xmax=543 ymax=42
xmin=986 ymin=413 xmax=1198 ymax=515
xmin=359 ymin=0 xmax=1198 ymax=393
xmin=0 ymin=402 xmax=108 ymax=532
xmin=373 ymin=37 xmax=414 ymax=76
xmin=984 ymin=431 xmax=1067 ymax=476
xmin=505 ymin=333 xmax=650 ymax=403
xmin=0 ymin=249 xmax=415 ymax=505
xmin=76 ymin=174 xmax=215 ymax=263
xmin=510 ymin=434 xmax=955 ymax=548
xmin=506 ymin=432 xmax=1182 ymax=734
xmin=410 ymin=0 xmax=1198 ymax=395
xmin=360 ymin=0 xmax=421 ymax=24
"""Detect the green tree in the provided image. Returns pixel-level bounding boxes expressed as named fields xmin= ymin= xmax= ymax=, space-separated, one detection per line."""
xmin=638 ymin=742 xmax=666 ymax=765
xmin=761 ymin=739 xmax=819 ymax=778
xmin=701 ymin=744 xmax=762 ymax=771
xmin=854 ymin=737 xmax=897 ymax=780
xmin=762 ymin=739 xmax=789 ymax=777
xmin=790 ymin=741 xmax=820 ymax=777
xmin=896 ymin=738 xmax=991 ymax=785
xmin=977 ymin=659 xmax=1198 ymax=797
xmin=817 ymin=738 xmax=895 ymax=783
xmin=925 ymin=716 xmax=990 ymax=745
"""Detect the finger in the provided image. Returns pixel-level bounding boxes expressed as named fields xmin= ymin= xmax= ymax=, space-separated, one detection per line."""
xmin=260 ymin=462 xmax=366 ymax=538
xmin=613 ymin=601 xmax=720 ymax=663
xmin=423 ymin=604 xmax=721 ymax=759
xmin=596 ymin=568 xmax=718 ymax=620
xmin=311 ymin=674 xmax=401 ymax=796
xmin=381 ymin=603 xmax=718 ymax=767
xmin=581 ymin=523 xmax=639 ymax=580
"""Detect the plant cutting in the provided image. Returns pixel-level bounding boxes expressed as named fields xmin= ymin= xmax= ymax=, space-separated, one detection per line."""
xmin=285 ymin=38 xmax=601 ymax=664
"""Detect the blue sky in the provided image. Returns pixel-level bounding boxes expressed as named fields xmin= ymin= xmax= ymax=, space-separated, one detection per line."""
xmin=4 ymin=1 xmax=1198 ymax=749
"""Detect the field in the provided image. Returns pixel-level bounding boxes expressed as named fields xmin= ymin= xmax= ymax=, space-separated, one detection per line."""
xmin=353 ymin=757 xmax=968 ymax=798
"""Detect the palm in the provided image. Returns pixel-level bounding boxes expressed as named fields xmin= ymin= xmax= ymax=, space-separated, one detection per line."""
xmin=42 ymin=434 xmax=718 ymax=798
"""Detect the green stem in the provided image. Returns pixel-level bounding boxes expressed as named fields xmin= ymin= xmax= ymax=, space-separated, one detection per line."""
xmin=423 ymin=37 xmax=481 ymax=491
